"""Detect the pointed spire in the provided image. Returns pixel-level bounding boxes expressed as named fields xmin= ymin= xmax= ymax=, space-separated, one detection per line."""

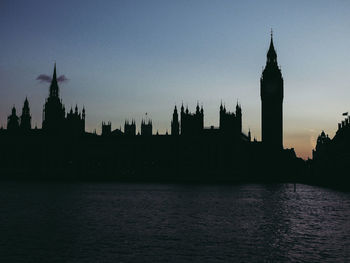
xmin=270 ymin=28 xmax=273 ymax=40
xmin=23 ymin=97 xmax=29 ymax=109
xmin=12 ymin=105 xmax=16 ymax=115
xmin=267 ymin=29 xmax=277 ymax=63
xmin=51 ymin=62 xmax=58 ymax=88
xmin=53 ymin=62 xmax=57 ymax=81
xmin=49 ymin=63 xmax=59 ymax=97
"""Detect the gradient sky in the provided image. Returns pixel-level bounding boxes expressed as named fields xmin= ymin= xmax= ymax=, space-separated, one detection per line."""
xmin=1 ymin=0 xmax=350 ymax=159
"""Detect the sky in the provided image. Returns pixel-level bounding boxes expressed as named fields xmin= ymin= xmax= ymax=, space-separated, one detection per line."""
xmin=1 ymin=0 xmax=350 ymax=159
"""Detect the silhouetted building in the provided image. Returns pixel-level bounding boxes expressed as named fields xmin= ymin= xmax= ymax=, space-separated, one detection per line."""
xmin=0 ymin=34 xmax=308 ymax=184
xmin=7 ymin=106 xmax=20 ymax=132
xmin=102 ymin=121 xmax=112 ymax=136
xmin=42 ymin=64 xmax=85 ymax=135
xmin=171 ymin=106 xmax=179 ymax=135
xmin=261 ymin=33 xmax=284 ymax=149
xmin=124 ymin=120 xmax=136 ymax=136
xmin=312 ymin=130 xmax=331 ymax=161
xmin=311 ymin=116 xmax=350 ymax=185
xmin=219 ymin=102 xmax=242 ymax=136
xmin=336 ymin=116 xmax=350 ymax=137
xmin=141 ymin=119 xmax=152 ymax=136
xmin=180 ymin=103 xmax=204 ymax=135
xmin=20 ymin=97 xmax=31 ymax=132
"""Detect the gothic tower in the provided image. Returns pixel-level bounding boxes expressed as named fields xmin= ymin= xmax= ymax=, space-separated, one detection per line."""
xmin=236 ymin=102 xmax=242 ymax=135
xmin=7 ymin=106 xmax=19 ymax=132
xmin=42 ymin=63 xmax=66 ymax=134
xmin=260 ymin=32 xmax=284 ymax=149
xmin=219 ymin=102 xmax=242 ymax=136
xmin=20 ymin=97 xmax=31 ymax=131
xmin=171 ymin=105 xmax=179 ymax=135
xmin=124 ymin=120 xmax=136 ymax=136
xmin=180 ymin=103 xmax=204 ymax=135
xmin=141 ymin=119 xmax=152 ymax=136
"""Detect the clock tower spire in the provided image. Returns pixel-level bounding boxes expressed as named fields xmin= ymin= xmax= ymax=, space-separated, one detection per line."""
xmin=260 ymin=31 xmax=284 ymax=149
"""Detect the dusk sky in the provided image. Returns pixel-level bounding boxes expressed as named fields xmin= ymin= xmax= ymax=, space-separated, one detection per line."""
xmin=1 ymin=0 xmax=350 ymax=159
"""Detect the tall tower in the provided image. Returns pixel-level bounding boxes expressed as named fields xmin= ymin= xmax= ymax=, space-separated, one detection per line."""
xmin=42 ymin=63 xmax=66 ymax=134
xmin=236 ymin=102 xmax=242 ymax=135
xmin=260 ymin=32 xmax=284 ymax=149
xmin=171 ymin=106 xmax=179 ymax=135
xmin=7 ymin=106 xmax=20 ymax=132
xmin=20 ymin=97 xmax=31 ymax=131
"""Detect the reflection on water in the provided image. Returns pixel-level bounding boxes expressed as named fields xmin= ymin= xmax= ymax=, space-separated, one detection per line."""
xmin=0 ymin=183 xmax=349 ymax=262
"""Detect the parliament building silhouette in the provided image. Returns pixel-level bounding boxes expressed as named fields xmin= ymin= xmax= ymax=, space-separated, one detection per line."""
xmin=2 ymin=34 xmax=346 ymax=185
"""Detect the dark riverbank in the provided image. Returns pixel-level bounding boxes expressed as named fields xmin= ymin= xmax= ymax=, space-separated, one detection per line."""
xmin=1 ymin=172 xmax=349 ymax=192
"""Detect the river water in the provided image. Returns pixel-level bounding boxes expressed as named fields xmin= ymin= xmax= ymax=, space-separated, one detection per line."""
xmin=0 ymin=183 xmax=349 ymax=262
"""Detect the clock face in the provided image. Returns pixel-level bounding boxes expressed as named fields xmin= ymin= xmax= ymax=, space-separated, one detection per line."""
xmin=264 ymin=84 xmax=276 ymax=93
xmin=261 ymin=83 xmax=283 ymax=100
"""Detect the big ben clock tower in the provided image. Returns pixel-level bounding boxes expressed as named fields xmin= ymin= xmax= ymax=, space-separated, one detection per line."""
xmin=260 ymin=32 xmax=284 ymax=149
